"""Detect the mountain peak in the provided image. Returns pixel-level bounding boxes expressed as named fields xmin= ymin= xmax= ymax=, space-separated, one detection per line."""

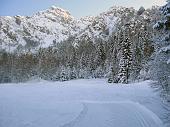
xmin=50 ymin=5 xmax=67 ymax=12
xmin=48 ymin=5 xmax=71 ymax=17
xmin=33 ymin=5 xmax=73 ymax=21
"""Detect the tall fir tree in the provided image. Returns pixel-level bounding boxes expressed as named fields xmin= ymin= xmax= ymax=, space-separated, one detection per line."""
xmin=117 ymin=24 xmax=132 ymax=84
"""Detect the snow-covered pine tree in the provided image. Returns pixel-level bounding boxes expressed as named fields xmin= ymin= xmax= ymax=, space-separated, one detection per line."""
xmin=151 ymin=0 xmax=170 ymax=97
xmin=117 ymin=24 xmax=133 ymax=84
xmin=108 ymin=34 xmax=119 ymax=83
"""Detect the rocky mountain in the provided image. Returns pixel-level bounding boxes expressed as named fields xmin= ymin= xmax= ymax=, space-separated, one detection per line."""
xmin=0 ymin=5 xmax=122 ymax=52
xmin=0 ymin=6 xmax=87 ymax=52
xmin=0 ymin=5 xmax=159 ymax=53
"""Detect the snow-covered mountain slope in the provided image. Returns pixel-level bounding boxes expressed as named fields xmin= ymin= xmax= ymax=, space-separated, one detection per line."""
xmin=73 ymin=6 xmax=160 ymax=44
xmin=73 ymin=6 xmax=136 ymax=43
xmin=0 ymin=79 xmax=169 ymax=127
xmin=0 ymin=5 xmax=158 ymax=52
xmin=0 ymin=6 xmax=130 ymax=52
xmin=0 ymin=6 xmax=89 ymax=52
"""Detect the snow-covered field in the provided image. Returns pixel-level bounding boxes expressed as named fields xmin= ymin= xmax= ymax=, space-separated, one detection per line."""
xmin=0 ymin=79 xmax=169 ymax=127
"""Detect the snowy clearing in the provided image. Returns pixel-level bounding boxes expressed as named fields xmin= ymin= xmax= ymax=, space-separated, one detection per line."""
xmin=0 ymin=79 xmax=168 ymax=127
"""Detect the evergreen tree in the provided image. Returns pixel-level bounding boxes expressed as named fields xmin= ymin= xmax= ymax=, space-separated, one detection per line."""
xmin=117 ymin=24 xmax=132 ymax=84
xmin=151 ymin=1 xmax=170 ymax=97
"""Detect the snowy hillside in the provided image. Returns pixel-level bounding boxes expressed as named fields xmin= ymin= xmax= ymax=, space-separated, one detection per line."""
xmin=0 ymin=5 xmax=120 ymax=52
xmin=0 ymin=79 xmax=169 ymax=127
xmin=0 ymin=5 xmax=157 ymax=52
xmin=0 ymin=6 xmax=81 ymax=52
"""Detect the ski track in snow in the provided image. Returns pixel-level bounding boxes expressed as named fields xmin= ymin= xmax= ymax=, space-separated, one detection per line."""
xmin=60 ymin=103 xmax=88 ymax=127
xmin=0 ymin=79 xmax=169 ymax=127
xmin=60 ymin=101 xmax=163 ymax=127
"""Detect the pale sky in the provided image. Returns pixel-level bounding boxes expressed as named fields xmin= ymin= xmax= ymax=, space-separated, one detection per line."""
xmin=0 ymin=0 xmax=166 ymax=18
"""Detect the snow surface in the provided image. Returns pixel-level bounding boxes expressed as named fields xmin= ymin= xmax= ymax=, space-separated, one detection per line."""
xmin=0 ymin=79 xmax=169 ymax=127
